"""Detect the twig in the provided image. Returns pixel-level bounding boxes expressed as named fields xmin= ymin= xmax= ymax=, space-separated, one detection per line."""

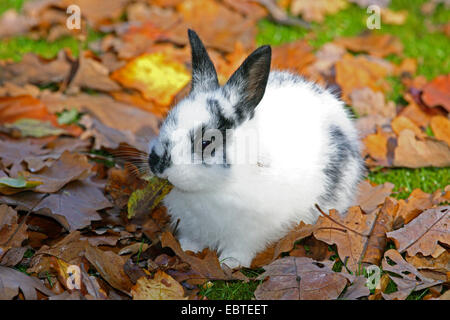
xmin=254 ymin=0 xmax=310 ymax=29
xmin=314 ymin=204 xmax=368 ymax=238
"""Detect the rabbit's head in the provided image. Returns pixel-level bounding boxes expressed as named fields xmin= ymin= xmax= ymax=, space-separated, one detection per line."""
xmin=148 ymin=29 xmax=271 ymax=192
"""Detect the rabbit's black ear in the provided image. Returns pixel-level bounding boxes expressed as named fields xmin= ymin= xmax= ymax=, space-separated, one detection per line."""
xmin=224 ymin=45 xmax=271 ymax=122
xmin=188 ymin=29 xmax=219 ymax=92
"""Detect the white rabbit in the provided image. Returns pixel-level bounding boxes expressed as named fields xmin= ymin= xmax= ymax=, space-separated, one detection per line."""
xmin=148 ymin=30 xmax=365 ymax=268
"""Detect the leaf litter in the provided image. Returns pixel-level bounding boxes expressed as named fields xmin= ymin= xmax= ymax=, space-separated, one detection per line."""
xmin=0 ymin=0 xmax=448 ymax=300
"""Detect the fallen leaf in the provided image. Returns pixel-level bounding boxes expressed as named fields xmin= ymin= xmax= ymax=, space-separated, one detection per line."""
xmin=0 ymin=176 xmax=42 ymax=195
xmin=335 ymin=34 xmax=403 ymax=58
xmin=0 ymin=205 xmax=28 ymax=260
xmin=393 ymin=129 xmax=450 ymax=167
xmin=356 ymin=180 xmax=395 ymax=214
xmin=84 ymin=245 xmax=133 ymax=295
xmin=0 ymin=265 xmax=54 ymax=300
xmin=111 ymin=53 xmax=191 ymax=108
xmin=387 ymin=206 xmax=450 ymax=256
xmin=3 ymin=118 xmax=67 ymax=138
xmin=430 ymin=115 xmax=450 ymax=146
xmin=131 ymin=271 xmax=187 ymax=300
xmin=23 ymin=151 xmax=92 ymax=193
xmin=406 ymin=251 xmax=449 ymax=274
xmin=314 ymin=206 xmax=394 ymax=273
xmin=421 ymin=74 xmax=450 ymax=112
xmin=336 ymin=54 xmax=392 ymax=102
xmin=271 ymin=40 xmax=316 ymax=76
xmin=254 ymin=256 xmax=350 ymax=300
xmin=128 ymin=177 xmax=173 ymax=219
xmin=349 ymin=87 xmax=396 ymax=118
xmin=340 ymin=276 xmax=370 ymax=300
xmin=290 ymin=0 xmax=348 ymax=22
xmin=160 ymin=232 xmax=235 ymax=282
xmin=391 ymin=116 xmax=425 ymax=138
xmin=381 ymin=249 xmax=443 ymax=300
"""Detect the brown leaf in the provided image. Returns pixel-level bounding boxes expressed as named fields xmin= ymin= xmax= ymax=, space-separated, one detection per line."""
xmin=341 ymin=276 xmax=371 ymax=300
xmin=160 ymin=231 xmax=235 ymax=282
xmin=356 ymin=180 xmax=395 ymax=214
xmin=23 ymin=151 xmax=92 ymax=193
xmin=393 ymin=129 xmax=450 ymax=167
xmin=0 ymin=51 xmax=71 ymax=86
xmin=0 ymin=205 xmax=28 ymax=260
xmin=290 ymin=0 xmax=348 ymax=22
xmin=314 ymin=205 xmax=394 ymax=273
xmin=430 ymin=115 xmax=450 ymax=147
xmin=254 ymin=256 xmax=350 ymax=300
xmin=271 ymin=40 xmax=316 ymax=76
xmin=406 ymin=251 xmax=449 ymax=274
xmin=68 ymin=53 xmax=121 ymax=93
xmin=387 ymin=206 xmax=450 ymax=256
xmin=131 ymin=271 xmax=186 ymax=300
xmin=391 ymin=116 xmax=425 ymax=138
xmin=421 ymin=74 xmax=450 ymax=112
xmin=84 ymin=245 xmax=133 ymax=295
xmin=0 ymin=265 xmax=54 ymax=300
xmin=349 ymin=87 xmax=396 ymax=118
xmin=381 ymin=249 xmax=443 ymax=300
xmin=336 ymin=54 xmax=392 ymax=102
xmin=334 ymin=34 xmax=403 ymax=58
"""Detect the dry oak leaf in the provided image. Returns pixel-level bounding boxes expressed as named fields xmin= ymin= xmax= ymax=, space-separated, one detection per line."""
xmin=160 ymin=231 xmax=236 ymax=282
xmin=0 ymin=205 xmax=28 ymax=261
xmin=356 ymin=114 xmax=391 ymax=139
xmin=396 ymin=188 xmax=441 ymax=225
xmin=349 ymin=87 xmax=396 ymax=118
xmin=27 ymin=231 xmax=88 ymax=275
xmin=393 ymin=129 xmax=450 ymax=168
xmin=111 ymin=53 xmax=191 ymax=107
xmin=397 ymin=96 xmax=434 ymax=128
xmin=290 ymin=0 xmax=348 ymax=23
xmin=335 ymin=54 xmax=392 ymax=102
xmin=391 ymin=116 xmax=425 ymax=138
xmin=313 ymin=205 xmax=394 ymax=273
xmin=68 ymin=54 xmax=121 ymax=93
xmin=271 ymin=40 xmax=316 ymax=76
xmin=356 ymin=180 xmax=395 ymax=214
xmin=430 ymin=115 xmax=450 ymax=147
xmin=251 ymin=221 xmax=316 ymax=268
xmin=0 ymin=95 xmax=58 ymax=125
xmin=2 ymin=180 xmax=111 ymax=231
xmin=22 ymin=151 xmax=92 ymax=193
xmin=334 ymin=34 xmax=403 ymax=58
xmin=381 ymin=249 xmax=443 ymax=300
xmin=171 ymin=0 xmax=256 ymax=52
xmin=84 ymin=245 xmax=133 ymax=295
xmin=362 ymin=126 xmax=396 ymax=167
xmin=40 ymin=92 xmax=159 ymax=140
xmin=131 ymin=271 xmax=187 ymax=300
xmin=254 ymin=256 xmax=351 ymax=300
xmin=386 ymin=206 xmax=450 ymax=257
xmin=406 ymin=251 xmax=449 ymax=274
xmin=0 ymin=265 xmax=54 ymax=300
xmin=0 ymin=51 xmax=71 ymax=86
xmin=421 ymin=74 xmax=450 ymax=112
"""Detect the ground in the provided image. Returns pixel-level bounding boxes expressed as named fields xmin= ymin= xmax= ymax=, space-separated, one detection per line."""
xmin=0 ymin=0 xmax=448 ymax=299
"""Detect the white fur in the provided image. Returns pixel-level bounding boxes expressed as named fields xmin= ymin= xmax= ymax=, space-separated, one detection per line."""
xmin=154 ymin=71 xmax=363 ymax=268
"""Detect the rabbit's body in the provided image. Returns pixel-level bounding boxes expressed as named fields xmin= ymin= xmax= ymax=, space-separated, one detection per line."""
xmin=149 ymin=30 xmax=364 ymax=268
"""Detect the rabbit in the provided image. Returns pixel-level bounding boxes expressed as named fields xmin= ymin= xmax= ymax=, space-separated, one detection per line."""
xmin=147 ymin=29 xmax=365 ymax=268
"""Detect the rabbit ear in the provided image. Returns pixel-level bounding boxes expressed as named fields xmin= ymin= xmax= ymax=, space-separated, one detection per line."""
xmin=188 ymin=29 xmax=219 ymax=92
xmin=224 ymin=45 xmax=271 ymax=122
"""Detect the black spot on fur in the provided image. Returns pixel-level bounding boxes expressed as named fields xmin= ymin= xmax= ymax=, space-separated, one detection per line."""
xmin=320 ymin=126 xmax=352 ymax=203
xmin=148 ymin=141 xmax=171 ymax=174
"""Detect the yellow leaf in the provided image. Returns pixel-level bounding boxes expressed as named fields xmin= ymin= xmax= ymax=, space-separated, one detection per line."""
xmin=111 ymin=53 xmax=191 ymax=107
xmin=131 ymin=271 xmax=187 ymax=300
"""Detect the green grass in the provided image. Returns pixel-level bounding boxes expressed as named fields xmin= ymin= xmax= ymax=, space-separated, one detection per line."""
xmin=369 ymin=167 xmax=450 ymax=199
xmin=199 ymin=280 xmax=261 ymax=300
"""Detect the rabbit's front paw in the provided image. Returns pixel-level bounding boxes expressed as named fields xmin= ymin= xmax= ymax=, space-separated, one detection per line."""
xmin=219 ymin=251 xmax=252 ymax=269
xmin=179 ymin=237 xmax=203 ymax=253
